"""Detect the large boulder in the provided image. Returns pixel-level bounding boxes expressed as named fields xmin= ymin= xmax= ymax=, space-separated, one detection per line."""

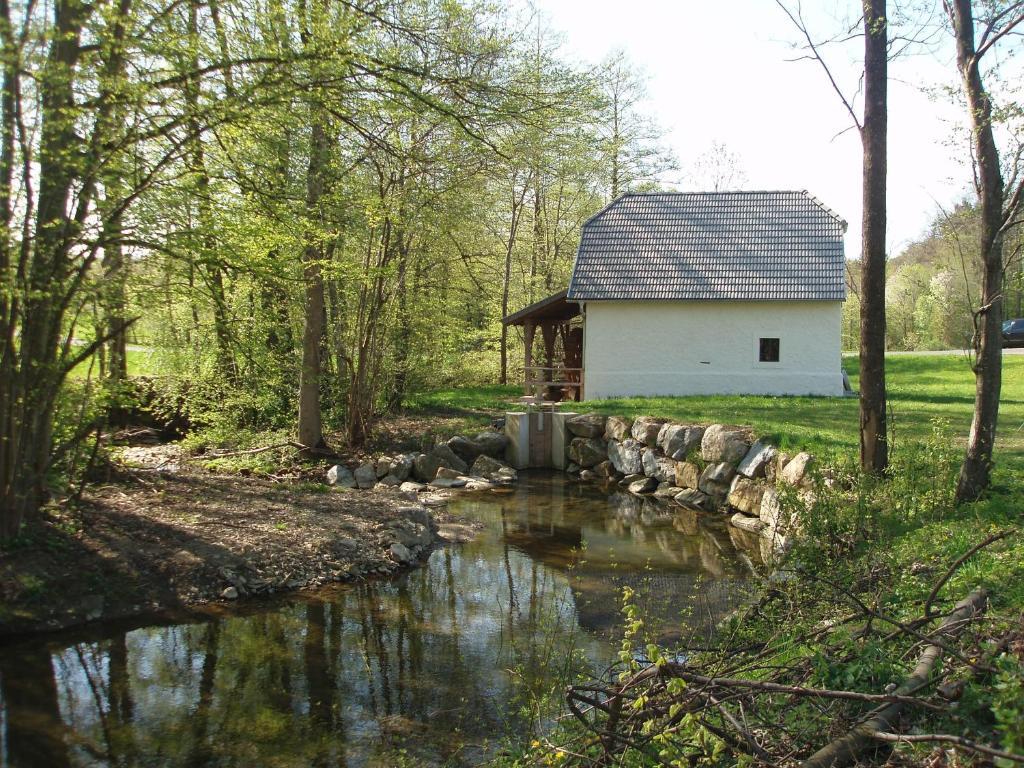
xmin=701 ymin=424 xmax=751 ymax=464
xmin=631 ymin=416 xmax=667 ymax=447
xmin=411 ymin=448 xmax=464 ymax=483
xmin=390 ymin=454 xmax=414 ymax=483
xmin=388 ymin=519 xmax=434 ymax=549
xmin=658 ymin=424 xmax=705 ymax=460
xmin=608 ymin=438 xmax=644 ymax=475
xmin=474 ymin=431 xmax=509 ymax=459
xmin=604 ymin=415 xmax=634 ymax=442
xmin=766 ymin=451 xmax=791 ymax=483
xmin=654 ymin=483 xmax=682 ymax=499
xmin=675 ymin=488 xmax=713 ymax=511
xmin=730 ymin=513 xmax=766 ymax=534
xmin=375 ymin=456 xmax=393 ymax=478
xmin=568 ymin=437 xmax=607 ymax=468
xmin=413 ymin=453 xmax=443 ymax=483
xmin=727 ymin=476 xmax=765 ymax=515
xmin=759 ymin=488 xmax=804 ymax=538
xmin=737 ymin=441 xmax=776 ymax=479
xmin=641 ymin=449 xmax=676 ymax=483
xmin=431 ymin=467 xmax=468 ymax=488
xmin=327 ymin=464 xmax=356 ymax=488
xmin=354 ymin=462 xmax=377 ymax=489
xmin=698 ymin=462 xmax=735 ymax=499
xmin=470 ymin=454 xmax=509 ymax=480
xmin=566 ymin=413 xmax=607 ymax=439
xmin=447 ymin=435 xmax=483 ymax=464
xmin=759 ymin=488 xmax=784 ymax=530
xmin=399 ymin=481 xmax=426 ymax=496
xmin=389 ymin=542 xmax=413 ymax=563
xmin=594 ymin=460 xmax=617 ymax=478
xmin=628 ymin=476 xmax=657 ymax=495
xmin=674 ymin=461 xmax=700 ymax=489
xmin=779 ymin=452 xmax=813 ymax=486
xmin=432 ymin=443 xmax=468 ymax=474
xmin=494 ymin=466 xmax=518 ymax=484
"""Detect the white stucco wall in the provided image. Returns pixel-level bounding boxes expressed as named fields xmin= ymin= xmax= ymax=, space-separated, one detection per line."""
xmin=582 ymin=300 xmax=845 ymax=399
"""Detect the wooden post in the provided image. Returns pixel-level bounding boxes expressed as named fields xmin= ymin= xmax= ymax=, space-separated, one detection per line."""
xmin=523 ymin=320 xmax=535 ymax=396
xmin=541 ymin=322 xmax=557 ymax=370
xmin=541 ymin=322 xmax=558 ymax=401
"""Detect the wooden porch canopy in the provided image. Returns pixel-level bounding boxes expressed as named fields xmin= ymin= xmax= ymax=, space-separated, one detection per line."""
xmin=502 ymin=289 xmax=580 ymax=327
xmin=502 ymin=289 xmax=583 ymax=400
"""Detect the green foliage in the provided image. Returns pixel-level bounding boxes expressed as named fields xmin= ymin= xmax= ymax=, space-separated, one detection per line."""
xmin=496 ymin=352 xmax=1024 ymax=766
xmin=994 ymin=655 xmax=1024 ymax=759
xmin=869 ymin=199 xmax=1024 ymax=351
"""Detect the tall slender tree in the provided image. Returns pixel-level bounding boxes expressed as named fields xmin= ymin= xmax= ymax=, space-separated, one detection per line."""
xmin=777 ymin=0 xmax=890 ymax=475
xmin=944 ymin=0 xmax=1024 ymax=502
xmin=860 ymin=0 xmax=889 ymax=474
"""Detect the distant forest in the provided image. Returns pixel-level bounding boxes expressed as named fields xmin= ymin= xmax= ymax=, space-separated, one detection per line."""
xmin=844 ymin=202 xmax=1024 ymax=351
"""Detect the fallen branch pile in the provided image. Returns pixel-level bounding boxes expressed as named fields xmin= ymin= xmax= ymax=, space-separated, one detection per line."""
xmin=559 ymin=532 xmax=1019 ymax=767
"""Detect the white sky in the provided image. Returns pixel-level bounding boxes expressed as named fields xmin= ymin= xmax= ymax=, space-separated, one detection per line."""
xmin=535 ymin=0 xmax=977 ymax=259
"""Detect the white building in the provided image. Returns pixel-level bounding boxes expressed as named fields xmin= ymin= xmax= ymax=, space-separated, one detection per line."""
xmin=504 ymin=191 xmax=848 ymax=400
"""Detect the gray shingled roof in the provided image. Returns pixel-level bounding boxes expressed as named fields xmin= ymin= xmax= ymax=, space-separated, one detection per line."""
xmin=567 ymin=191 xmax=846 ymax=301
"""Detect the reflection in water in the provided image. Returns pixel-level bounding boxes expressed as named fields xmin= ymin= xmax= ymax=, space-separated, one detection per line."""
xmin=0 ymin=473 xmax=752 ymax=767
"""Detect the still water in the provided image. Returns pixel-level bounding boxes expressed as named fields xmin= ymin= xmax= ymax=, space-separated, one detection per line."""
xmin=0 ymin=473 xmax=754 ymax=767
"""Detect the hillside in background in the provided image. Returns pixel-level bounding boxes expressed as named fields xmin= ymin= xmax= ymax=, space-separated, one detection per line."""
xmin=844 ymin=200 xmax=1024 ymax=351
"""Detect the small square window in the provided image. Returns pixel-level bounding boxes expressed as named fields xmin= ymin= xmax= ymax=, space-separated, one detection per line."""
xmin=759 ymin=337 xmax=780 ymax=363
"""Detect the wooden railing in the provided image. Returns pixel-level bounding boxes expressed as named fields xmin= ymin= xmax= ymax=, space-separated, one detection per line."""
xmin=524 ymin=365 xmax=583 ymax=400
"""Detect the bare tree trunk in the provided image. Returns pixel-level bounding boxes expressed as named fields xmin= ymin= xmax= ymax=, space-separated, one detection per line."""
xmin=499 ymin=180 xmax=527 ymax=385
xmin=859 ymin=0 xmax=888 ymax=475
xmin=0 ymin=0 xmax=91 ymax=540
xmin=103 ymin=241 xmax=128 ymax=380
xmin=298 ymin=118 xmax=331 ymax=453
xmin=948 ymin=0 xmax=1008 ymax=503
xmin=187 ymin=0 xmax=236 ymax=384
xmin=0 ymin=0 xmax=19 ymax=537
xmin=499 ymin=239 xmax=513 ymax=385
xmin=388 ymin=232 xmax=412 ymax=412
xmin=101 ymin=174 xmax=129 ymax=381
xmin=610 ymin=89 xmax=620 ymax=199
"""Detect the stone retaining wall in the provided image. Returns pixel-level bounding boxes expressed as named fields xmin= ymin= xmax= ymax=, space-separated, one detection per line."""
xmin=562 ymin=413 xmax=814 ymax=563
xmin=321 ymin=413 xmax=815 ymax=566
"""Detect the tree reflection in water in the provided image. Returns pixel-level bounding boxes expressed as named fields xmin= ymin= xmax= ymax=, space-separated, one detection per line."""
xmin=0 ymin=473 xmax=752 ymax=767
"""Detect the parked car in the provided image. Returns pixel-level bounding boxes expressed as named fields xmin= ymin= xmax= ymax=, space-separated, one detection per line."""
xmin=1004 ymin=318 xmax=1024 ymax=347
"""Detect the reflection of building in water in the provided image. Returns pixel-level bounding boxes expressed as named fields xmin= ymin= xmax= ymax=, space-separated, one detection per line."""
xmin=493 ymin=475 xmax=753 ymax=647
xmin=0 ymin=473 xmax=754 ymax=767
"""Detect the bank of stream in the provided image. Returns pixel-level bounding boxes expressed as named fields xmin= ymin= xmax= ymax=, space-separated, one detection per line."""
xmin=0 ymin=473 xmax=756 ymax=767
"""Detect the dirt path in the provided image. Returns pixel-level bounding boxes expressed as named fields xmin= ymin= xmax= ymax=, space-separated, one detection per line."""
xmin=0 ymin=445 xmax=465 ymax=637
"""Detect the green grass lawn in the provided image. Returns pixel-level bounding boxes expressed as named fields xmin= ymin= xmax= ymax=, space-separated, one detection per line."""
xmin=445 ymin=355 xmax=1024 ymax=763
xmin=410 ymin=354 xmax=1024 ymax=479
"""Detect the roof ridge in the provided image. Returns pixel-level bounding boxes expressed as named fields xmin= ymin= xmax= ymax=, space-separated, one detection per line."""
xmin=800 ymin=190 xmax=848 ymax=232
xmin=609 ymin=189 xmax=818 ymax=196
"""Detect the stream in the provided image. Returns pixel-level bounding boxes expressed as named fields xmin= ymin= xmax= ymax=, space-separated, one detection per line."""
xmin=0 ymin=472 xmax=755 ymax=767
